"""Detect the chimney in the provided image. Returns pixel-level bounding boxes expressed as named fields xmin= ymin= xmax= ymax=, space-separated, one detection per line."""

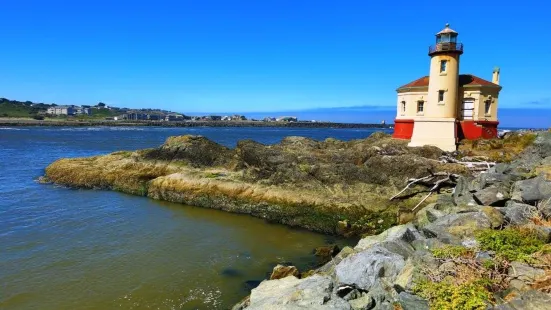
xmin=492 ymin=67 xmax=500 ymax=85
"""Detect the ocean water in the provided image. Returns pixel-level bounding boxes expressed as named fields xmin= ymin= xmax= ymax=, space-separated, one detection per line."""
xmin=0 ymin=126 xmax=391 ymax=309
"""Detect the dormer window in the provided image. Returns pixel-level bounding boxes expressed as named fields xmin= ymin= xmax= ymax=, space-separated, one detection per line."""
xmin=440 ymin=60 xmax=447 ymax=73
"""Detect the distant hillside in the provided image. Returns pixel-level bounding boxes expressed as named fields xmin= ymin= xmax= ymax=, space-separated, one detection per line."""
xmin=0 ymin=98 xmax=52 ymax=118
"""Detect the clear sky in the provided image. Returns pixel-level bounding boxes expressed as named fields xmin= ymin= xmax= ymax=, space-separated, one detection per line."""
xmin=1 ymin=0 xmax=550 ymax=125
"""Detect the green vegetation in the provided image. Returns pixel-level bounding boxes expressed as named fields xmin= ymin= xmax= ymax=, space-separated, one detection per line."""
xmin=475 ymin=228 xmax=545 ymax=262
xmin=0 ymin=98 xmax=52 ymax=117
xmin=414 ymin=279 xmax=492 ymax=310
xmin=431 ymin=245 xmax=474 ymax=259
xmin=459 ymin=132 xmax=538 ymax=163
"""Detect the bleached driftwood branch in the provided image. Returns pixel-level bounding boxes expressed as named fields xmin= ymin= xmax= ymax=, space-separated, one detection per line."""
xmin=390 ymin=171 xmax=460 ymax=211
xmin=438 ymin=155 xmax=496 ymax=171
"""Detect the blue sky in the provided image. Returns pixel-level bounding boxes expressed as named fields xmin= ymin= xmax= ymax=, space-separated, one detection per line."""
xmin=1 ymin=0 xmax=549 ymax=126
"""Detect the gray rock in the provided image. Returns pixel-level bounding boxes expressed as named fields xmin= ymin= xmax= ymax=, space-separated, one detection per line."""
xmin=247 ymin=275 xmax=336 ymax=310
xmin=511 ymin=176 xmax=551 ymax=203
xmin=354 ymin=224 xmax=423 ymax=251
xmin=394 ymin=259 xmax=420 ymax=292
xmin=473 ymin=184 xmax=511 ymax=206
xmin=508 ymin=261 xmax=545 ymax=282
xmin=453 ymin=176 xmax=478 ymax=206
xmin=398 ymin=292 xmax=429 ymax=310
xmin=318 ymin=246 xmax=355 ymax=274
xmin=538 ymin=197 xmax=551 ymax=218
xmin=500 ymin=201 xmax=537 ymax=225
xmin=422 ymin=212 xmax=493 ymax=244
xmin=336 ymin=246 xmax=406 ymax=291
xmin=426 ymin=208 xmax=447 ymax=223
xmin=476 ymin=172 xmax=517 ymax=190
xmin=494 ymin=289 xmax=551 ymax=310
xmin=410 ymin=238 xmax=445 ymax=252
xmin=494 ymin=163 xmax=512 ymax=174
xmin=481 ymin=206 xmax=505 ymax=228
xmin=509 ymin=279 xmax=530 ymax=292
xmin=348 ymin=294 xmax=374 ymax=310
xmin=533 ymin=131 xmax=551 ymax=158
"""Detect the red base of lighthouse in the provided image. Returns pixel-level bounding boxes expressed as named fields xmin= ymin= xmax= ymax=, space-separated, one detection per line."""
xmin=457 ymin=120 xmax=499 ymax=140
xmin=392 ymin=119 xmax=499 ymax=140
xmin=392 ymin=119 xmax=414 ymax=139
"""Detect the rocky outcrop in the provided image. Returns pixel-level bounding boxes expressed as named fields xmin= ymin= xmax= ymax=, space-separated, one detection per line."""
xmin=269 ymin=264 xmax=300 ymax=280
xmin=239 ymin=132 xmax=551 ymax=309
xmin=44 ymin=132 xmax=469 ymax=236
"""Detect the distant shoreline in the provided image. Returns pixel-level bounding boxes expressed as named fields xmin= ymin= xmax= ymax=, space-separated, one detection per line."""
xmin=0 ymin=118 xmax=391 ymax=129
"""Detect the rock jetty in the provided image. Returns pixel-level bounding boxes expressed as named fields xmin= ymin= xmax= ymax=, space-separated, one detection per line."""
xmin=234 ymin=132 xmax=551 ymax=309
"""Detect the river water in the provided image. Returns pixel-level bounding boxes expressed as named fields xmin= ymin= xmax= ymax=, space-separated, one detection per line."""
xmin=0 ymin=126 xmax=391 ymax=309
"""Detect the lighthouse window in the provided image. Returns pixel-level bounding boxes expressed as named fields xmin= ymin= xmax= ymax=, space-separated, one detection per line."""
xmin=485 ymin=100 xmax=491 ymax=115
xmin=401 ymin=101 xmax=406 ymax=112
xmin=440 ymin=60 xmax=447 ymax=73
xmin=417 ymin=101 xmax=424 ymax=113
xmin=438 ymin=90 xmax=445 ymax=102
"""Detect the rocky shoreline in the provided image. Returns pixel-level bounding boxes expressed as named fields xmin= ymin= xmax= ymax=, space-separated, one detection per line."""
xmin=0 ymin=118 xmax=391 ymax=129
xmin=235 ymin=131 xmax=551 ymax=309
xmin=41 ymin=129 xmax=551 ymax=309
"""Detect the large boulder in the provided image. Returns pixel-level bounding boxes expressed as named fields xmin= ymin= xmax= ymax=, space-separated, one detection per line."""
xmin=511 ymin=176 xmax=551 ymax=203
xmin=336 ymin=245 xmax=406 ymax=291
xmin=422 ymin=211 xmax=494 ymax=244
xmin=475 ymin=172 xmax=517 ymax=190
xmin=473 ymin=184 xmax=511 ymax=206
xmin=500 ymin=201 xmax=537 ymax=225
xmin=355 ymin=224 xmax=423 ymax=251
xmin=247 ymin=275 xmax=338 ymax=309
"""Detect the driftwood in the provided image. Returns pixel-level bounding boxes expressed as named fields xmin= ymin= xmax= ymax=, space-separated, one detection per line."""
xmin=390 ymin=171 xmax=460 ymax=211
xmin=439 ymin=155 xmax=496 ymax=171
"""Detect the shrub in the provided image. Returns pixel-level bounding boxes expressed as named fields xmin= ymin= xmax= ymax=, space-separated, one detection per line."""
xmin=432 ymin=245 xmax=474 ymax=259
xmin=414 ymin=279 xmax=492 ymax=310
xmin=475 ymin=228 xmax=544 ymax=262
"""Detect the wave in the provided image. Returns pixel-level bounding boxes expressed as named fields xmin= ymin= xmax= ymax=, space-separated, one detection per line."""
xmin=58 ymin=127 xmax=145 ymax=132
xmin=0 ymin=127 xmax=29 ymax=131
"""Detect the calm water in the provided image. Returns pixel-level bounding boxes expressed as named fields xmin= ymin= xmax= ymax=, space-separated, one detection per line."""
xmin=0 ymin=126 xmax=391 ymax=310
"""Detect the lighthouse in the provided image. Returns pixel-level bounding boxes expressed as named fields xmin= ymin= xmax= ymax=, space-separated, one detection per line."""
xmin=393 ymin=24 xmax=502 ymax=151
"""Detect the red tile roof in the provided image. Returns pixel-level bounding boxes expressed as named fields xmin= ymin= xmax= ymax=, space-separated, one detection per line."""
xmin=397 ymin=74 xmax=499 ymax=90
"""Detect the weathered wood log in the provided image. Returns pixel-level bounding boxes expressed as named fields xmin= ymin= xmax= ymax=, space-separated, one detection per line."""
xmin=390 ymin=172 xmax=460 ymax=204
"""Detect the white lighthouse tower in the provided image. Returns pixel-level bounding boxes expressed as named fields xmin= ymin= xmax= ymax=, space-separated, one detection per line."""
xmin=408 ymin=24 xmax=463 ymax=152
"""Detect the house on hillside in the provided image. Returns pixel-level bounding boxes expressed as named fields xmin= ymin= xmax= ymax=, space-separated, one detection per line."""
xmin=47 ymin=105 xmax=91 ymax=116
xmin=393 ymin=24 xmax=502 ymax=152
